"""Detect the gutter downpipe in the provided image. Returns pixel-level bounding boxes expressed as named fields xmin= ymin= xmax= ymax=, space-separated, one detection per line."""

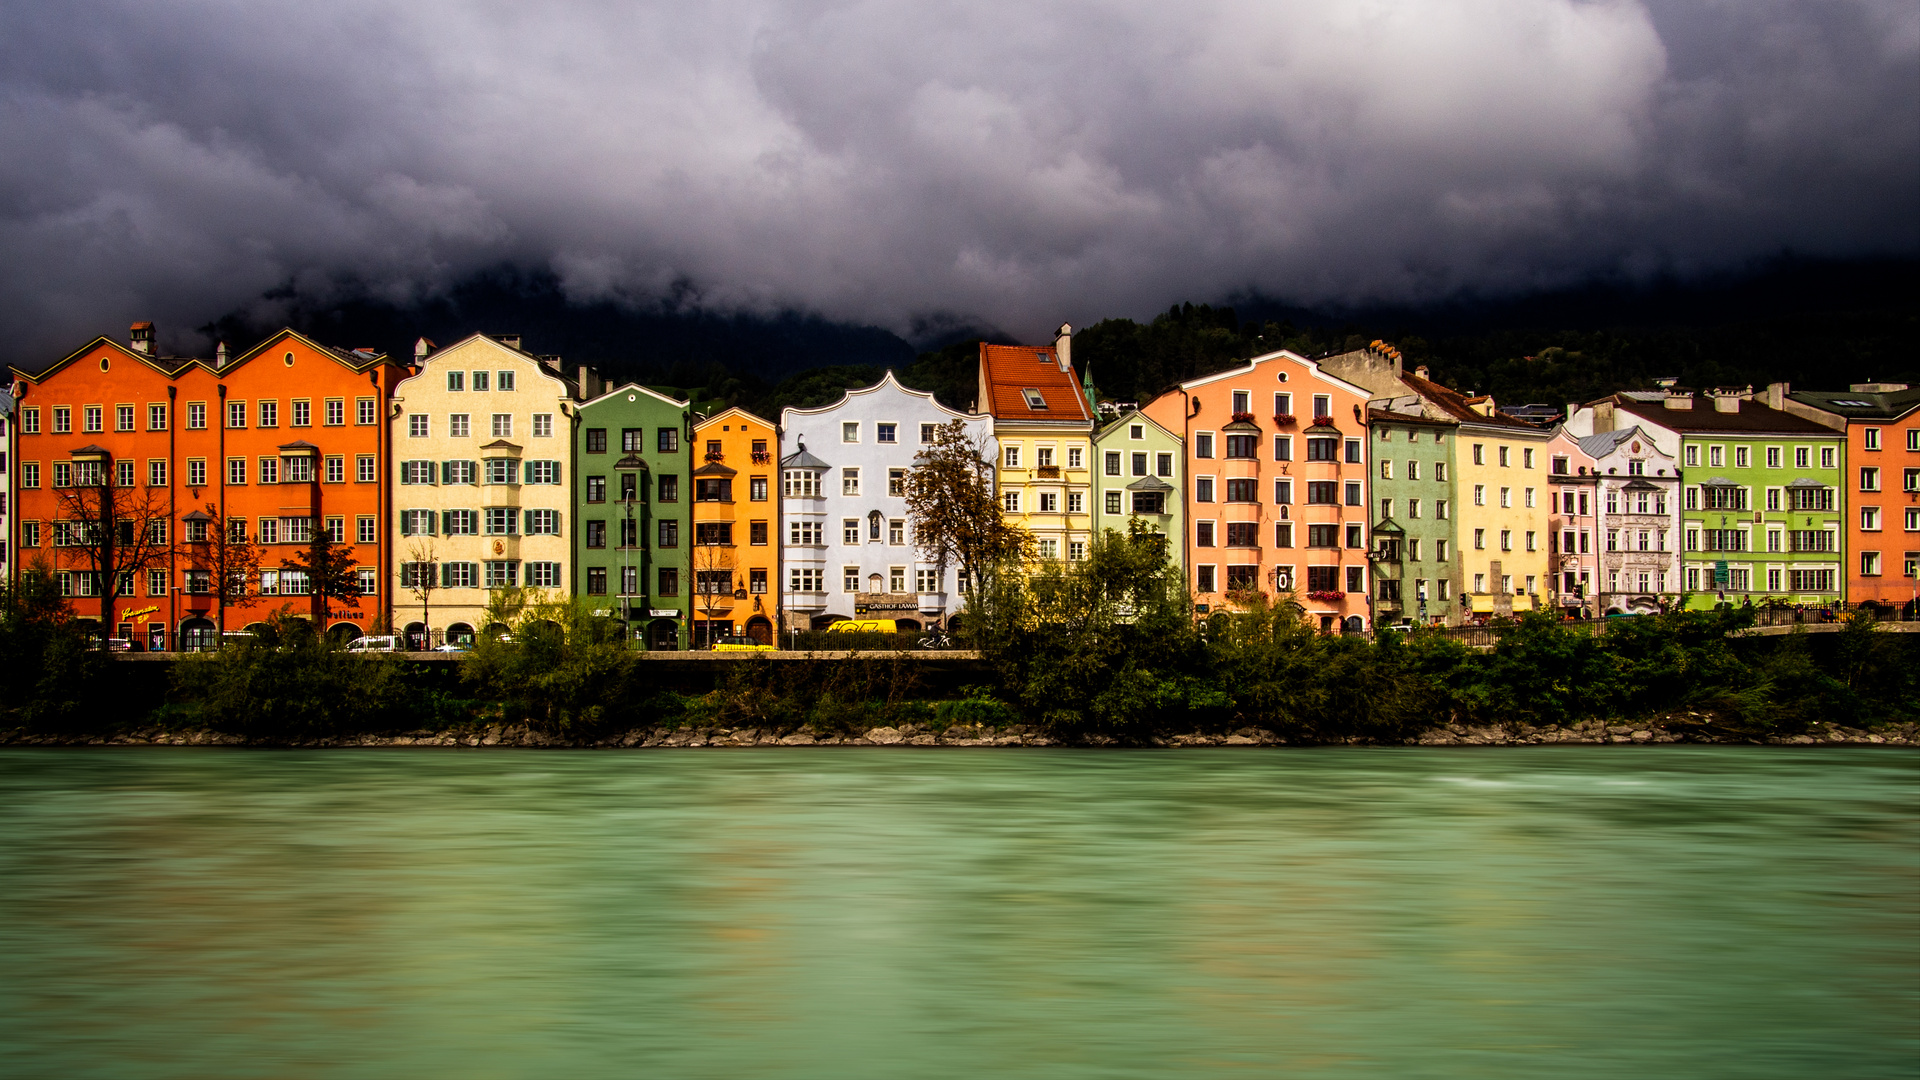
xmin=167 ymin=384 xmax=177 ymax=649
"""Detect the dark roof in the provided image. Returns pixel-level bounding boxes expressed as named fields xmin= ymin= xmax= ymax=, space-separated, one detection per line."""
xmin=1401 ymin=374 xmax=1545 ymax=432
xmin=1614 ymin=396 xmax=1839 ymax=436
xmin=693 ymin=462 xmax=737 ymax=477
xmin=1787 ymin=386 xmax=1920 ymax=421
xmin=780 ymin=446 xmax=830 ymax=470
xmin=1367 ymin=407 xmax=1455 ymax=428
xmin=1126 ymin=476 xmax=1175 ymax=492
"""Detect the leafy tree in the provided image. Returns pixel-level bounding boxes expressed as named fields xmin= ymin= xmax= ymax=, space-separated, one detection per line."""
xmin=402 ymin=539 xmax=440 ymax=649
xmin=171 ymin=613 xmax=416 ymax=736
xmin=460 ymin=596 xmax=640 ymax=733
xmin=183 ymin=505 xmax=262 ymax=636
xmin=281 ymin=519 xmax=364 ymax=627
xmin=905 ymin=420 xmax=1033 ymax=624
xmin=0 ymin=562 xmax=103 ymax=731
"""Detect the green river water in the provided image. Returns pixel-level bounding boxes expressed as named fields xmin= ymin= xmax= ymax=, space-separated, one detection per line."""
xmin=0 ymin=748 xmax=1914 ymax=1079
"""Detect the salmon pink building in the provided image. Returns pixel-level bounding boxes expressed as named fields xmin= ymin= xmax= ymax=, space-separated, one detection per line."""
xmin=1142 ymin=350 xmax=1374 ymax=632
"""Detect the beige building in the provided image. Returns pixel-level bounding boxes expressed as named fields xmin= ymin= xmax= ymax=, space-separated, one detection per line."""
xmin=389 ymin=334 xmax=593 ymax=646
xmin=980 ymin=330 xmax=1096 ymax=562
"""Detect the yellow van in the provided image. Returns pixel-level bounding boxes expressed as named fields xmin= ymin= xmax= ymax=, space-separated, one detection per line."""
xmin=825 ymin=619 xmax=897 ymax=634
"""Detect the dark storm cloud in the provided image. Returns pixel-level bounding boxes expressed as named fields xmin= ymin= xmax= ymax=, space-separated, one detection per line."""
xmin=0 ymin=0 xmax=1913 ymax=360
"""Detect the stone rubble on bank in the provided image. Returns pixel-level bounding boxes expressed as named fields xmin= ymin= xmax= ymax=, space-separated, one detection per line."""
xmin=0 ymin=717 xmax=1914 ymax=749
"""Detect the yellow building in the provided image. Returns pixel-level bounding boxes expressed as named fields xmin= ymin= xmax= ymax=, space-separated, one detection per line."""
xmin=979 ymin=331 xmax=1095 ymax=561
xmin=690 ymin=407 xmax=778 ymax=645
xmin=389 ymin=334 xmax=593 ymax=645
xmin=1404 ymin=375 xmax=1554 ymax=617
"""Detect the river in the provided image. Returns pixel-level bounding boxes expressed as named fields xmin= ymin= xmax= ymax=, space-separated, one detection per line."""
xmin=0 ymin=748 xmax=1913 ymax=1079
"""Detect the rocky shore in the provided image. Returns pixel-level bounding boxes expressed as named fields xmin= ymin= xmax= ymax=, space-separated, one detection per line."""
xmin=4 ymin=716 xmax=1914 ymax=748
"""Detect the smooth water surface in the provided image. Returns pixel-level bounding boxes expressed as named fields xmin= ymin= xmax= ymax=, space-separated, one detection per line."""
xmin=0 ymin=748 xmax=1914 ymax=1079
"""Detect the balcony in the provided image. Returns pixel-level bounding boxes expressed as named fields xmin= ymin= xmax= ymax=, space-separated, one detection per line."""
xmin=750 ymin=452 xmax=772 ymax=465
xmin=1037 ymin=465 xmax=1061 ymax=479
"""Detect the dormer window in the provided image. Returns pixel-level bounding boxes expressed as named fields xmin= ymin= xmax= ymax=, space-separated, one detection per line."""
xmin=1022 ymin=389 xmax=1047 ymax=410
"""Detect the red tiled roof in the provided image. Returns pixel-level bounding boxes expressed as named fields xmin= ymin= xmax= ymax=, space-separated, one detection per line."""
xmin=979 ymin=343 xmax=1091 ymax=423
xmin=1401 ymin=373 xmax=1543 ymax=431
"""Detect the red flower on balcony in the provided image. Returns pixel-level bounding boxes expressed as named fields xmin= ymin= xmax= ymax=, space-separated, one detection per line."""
xmin=1306 ymin=590 xmax=1346 ymax=603
xmin=1272 ymin=413 xmax=1296 ymax=425
xmin=1311 ymin=415 xmax=1336 ymax=427
xmin=1231 ymin=411 xmax=1257 ymax=424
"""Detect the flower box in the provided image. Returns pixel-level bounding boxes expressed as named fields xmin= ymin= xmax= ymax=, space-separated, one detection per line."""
xmin=1272 ymin=414 xmax=1296 ymax=425
xmin=1311 ymin=415 xmax=1335 ymax=427
xmin=1306 ymin=590 xmax=1346 ymax=603
xmin=1231 ymin=411 xmax=1257 ymax=424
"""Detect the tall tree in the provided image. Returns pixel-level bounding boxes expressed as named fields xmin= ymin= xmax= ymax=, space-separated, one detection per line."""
xmin=52 ymin=451 xmax=174 ymax=641
xmin=905 ymin=420 xmax=1033 ymax=622
xmin=691 ymin=539 xmax=738 ymax=647
xmin=183 ymin=505 xmax=263 ymax=637
xmin=281 ymin=518 xmax=364 ymax=628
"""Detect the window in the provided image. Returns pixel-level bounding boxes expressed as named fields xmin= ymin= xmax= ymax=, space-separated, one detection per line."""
xmin=1274 ymin=522 xmax=1293 ymax=548
xmin=791 ymin=520 xmax=823 ymax=545
xmin=325 ymin=456 xmax=344 ymax=483
xmin=1225 ymin=478 xmax=1257 ymax=502
xmin=784 ymin=470 xmax=821 ymax=497
xmin=887 ymin=469 xmax=906 ymax=498
xmin=1196 ymin=565 xmax=1216 ymax=593
xmin=483 ymin=459 xmax=515 ymax=485
xmin=1273 ymin=436 xmax=1291 ymax=462
xmin=843 ymin=422 xmax=860 ymax=443
xmin=791 ymin=568 xmax=825 ymax=593
xmin=1789 ymin=569 xmax=1836 ymax=593
xmin=1499 ymin=487 xmax=1511 ymax=508
xmin=258 ymin=458 xmax=280 ymax=484
xmin=1306 ymin=437 xmax=1337 ymax=461
xmin=876 ymin=423 xmax=896 ymax=444
xmin=1003 ymin=490 xmax=1021 ymax=513
xmin=1346 ymin=524 xmax=1364 ymax=549
xmin=1226 ymin=522 xmax=1258 ymax=547
xmin=1473 ymin=484 xmax=1486 ymax=506
xmin=289 ymin=400 xmax=310 ymax=427
xmin=531 ymin=414 xmax=553 ymax=439
xmin=1105 ymin=491 xmax=1123 ymax=514
xmin=488 ymin=414 xmax=511 ymax=439
xmin=1524 ymin=487 xmax=1536 ymax=508
xmin=1232 ymin=390 xmax=1251 ymax=414
xmin=658 ymin=520 xmax=679 ymax=547
xmin=1037 ymin=447 xmax=1055 ymax=468
xmin=1196 ymin=521 xmax=1215 ymax=547
xmin=526 ymin=509 xmax=561 ymax=535
xmin=1038 ymin=492 xmax=1058 ymax=513
xmin=842 ymin=468 xmax=860 ymax=496
xmin=1345 ymin=483 xmax=1362 ymax=506
xmin=148 ymin=459 xmax=167 ymax=487
xmin=1905 ymin=468 xmax=1920 ymax=493
xmin=21 ymin=407 xmax=39 ymax=433
xmin=56 ymin=406 xmax=75 ymax=433
xmin=1195 ymin=477 xmax=1215 ymax=502
xmin=844 ymin=566 xmax=861 ymax=592
xmin=695 ymin=477 xmax=732 ymax=502
xmin=1820 ymin=447 xmax=1836 ymax=469
xmin=444 ymin=413 xmax=470 ymax=439
xmin=480 ymin=507 xmax=517 ymax=535
xmin=1307 ymin=565 xmax=1339 ymax=592
xmin=483 ymin=561 xmax=518 ymax=589
xmin=1861 ymin=467 xmax=1881 ymax=491
xmin=1525 ymin=531 xmax=1537 ymax=552
xmin=1861 ymin=507 xmax=1882 ymax=531
xmin=1381 ymin=459 xmax=1393 ymax=480
xmin=657 ymin=428 xmax=680 ymax=453
xmin=747 ymin=520 xmax=769 ymax=546
xmin=116 ymin=460 xmax=136 ymax=488
xmin=1345 ymin=439 xmax=1362 ymax=464
xmin=1307 ymin=524 xmax=1338 ymax=548
xmin=525 ymin=460 xmax=561 ymax=485
xmin=1037 ymin=539 xmax=1058 ymax=559
xmin=1306 ymin=481 xmax=1336 ymax=504
xmin=1022 ymin=389 xmax=1048 ymax=410
xmin=920 ymin=423 xmax=937 ymax=444
xmin=1193 ymin=433 xmax=1212 ymax=459
xmin=1105 ymin=451 xmax=1122 ymax=476
xmin=585 ymin=520 xmax=606 ymax=548
xmin=322 ymin=398 xmax=345 ymax=427
xmin=1860 ymin=551 xmax=1882 ymax=577
xmin=1225 ymin=434 xmax=1257 ymax=459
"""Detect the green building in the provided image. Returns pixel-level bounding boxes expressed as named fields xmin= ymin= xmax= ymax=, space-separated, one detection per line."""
xmin=1092 ymin=410 xmax=1184 ymax=574
xmin=574 ymin=383 xmax=693 ymax=649
xmin=1577 ymin=390 xmax=1845 ymax=610
xmin=1365 ymin=405 xmax=1460 ymax=625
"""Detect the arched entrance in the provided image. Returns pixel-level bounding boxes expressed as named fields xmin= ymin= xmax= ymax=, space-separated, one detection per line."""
xmin=743 ymin=615 xmax=773 ymax=645
xmin=403 ymin=621 xmax=429 ymax=650
xmin=329 ymin=623 xmax=363 ymax=643
xmin=445 ymin=623 xmax=476 ymax=648
xmin=895 ymin=618 xmax=921 ymax=631
xmin=483 ymin=622 xmax=511 ymax=642
xmin=648 ymin=618 xmax=679 ymax=651
xmin=1342 ymin=615 xmax=1365 ymax=635
xmin=180 ymin=618 xmax=217 ymax=652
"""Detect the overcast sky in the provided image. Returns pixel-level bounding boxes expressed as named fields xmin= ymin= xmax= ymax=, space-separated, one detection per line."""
xmin=1 ymin=0 xmax=1914 ymax=361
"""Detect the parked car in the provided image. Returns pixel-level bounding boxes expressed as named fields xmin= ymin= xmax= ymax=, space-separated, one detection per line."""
xmin=825 ymin=619 xmax=898 ymax=634
xmin=346 ymin=635 xmax=404 ymax=653
xmin=711 ymin=635 xmax=775 ymax=652
xmin=99 ymin=637 xmax=134 ymax=652
xmin=1380 ymin=621 xmax=1417 ymax=633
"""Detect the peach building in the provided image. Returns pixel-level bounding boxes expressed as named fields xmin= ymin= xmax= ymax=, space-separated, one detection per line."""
xmin=1142 ymin=350 xmax=1374 ymax=632
xmin=691 ymin=407 xmax=779 ymax=645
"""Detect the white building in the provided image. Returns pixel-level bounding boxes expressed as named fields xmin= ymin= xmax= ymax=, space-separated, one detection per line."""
xmin=779 ymin=371 xmax=992 ymax=631
xmin=1576 ymin=425 xmax=1684 ymax=614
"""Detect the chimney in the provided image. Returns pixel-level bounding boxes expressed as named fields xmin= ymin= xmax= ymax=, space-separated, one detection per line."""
xmin=1054 ymin=323 xmax=1072 ymax=373
xmin=1765 ymin=382 xmax=1787 ymax=411
xmin=413 ymin=337 xmax=434 ymax=362
xmin=130 ymin=321 xmax=155 ymax=355
xmin=1851 ymin=381 xmax=1911 ymax=393
xmin=215 ymin=342 xmax=228 ymax=368
xmin=1414 ymin=365 xmax=1429 ymax=381
xmin=1664 ymin=391 xmax=1694 ymax=410
xmin=1594 ymin=400 xmax=1616 ymax=431
xmin=497 ymin=334 xmax=522 ymax=352
xmin=579 ymin=364 xmax=592 ymax=399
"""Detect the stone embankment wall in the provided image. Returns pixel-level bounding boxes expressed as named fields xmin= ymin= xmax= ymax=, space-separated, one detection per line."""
xmin=5 ymin=718 xmax=1914 ymax=748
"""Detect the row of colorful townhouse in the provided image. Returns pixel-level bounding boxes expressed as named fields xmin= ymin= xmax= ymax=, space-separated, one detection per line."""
xmin=6 ymin=323 xmax=1916 ymax=650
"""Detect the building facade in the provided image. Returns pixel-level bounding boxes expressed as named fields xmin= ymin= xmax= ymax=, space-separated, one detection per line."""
xmin=1544 ymin=429 xmax=1599 ymax=616
xmin=1571 ymin=389 xmax=1846 ymax=609
xmin=1142 ymin=349 xmax=1374 ymax=631
xmin=1784 ymin=383 xmax=1920 ymax=611
xmin=574 ymin=383 xmax=692 ymax=650
xmin=1366 ymin=406 xmax=1458 ymax=625
xmin=11 ymin=324 xmax=399 ymax=648
xmin=1573 ymin=426 xmax=1683 ymax=615
xmin=690 ymin=407 xmax=778 ymax=646
xmin=779 ymin=372 xmax=989 ymax=632
xmin=390 ymin=334 xmax=585 ymax=646
xmin=1091 ymin=410 xmax=1184 ymax=573
xmin=979 ymin=332 xmax=1095 ymax=564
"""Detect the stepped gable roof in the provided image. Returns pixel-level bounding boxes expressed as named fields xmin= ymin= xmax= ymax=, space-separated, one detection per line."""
xmin=1614 ymin=396 xmax=1837 ymax=436
xmin=979 ymin=343 xmax=1091 ymax=424
xmin=1401 ymin=373 xmax=1543 ymax=432
xmin=1788 ymin=385 xmax=1920 ymax=421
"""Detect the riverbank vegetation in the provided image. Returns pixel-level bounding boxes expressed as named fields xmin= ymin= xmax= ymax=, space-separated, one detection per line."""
xmin=0 ymin=557 xmax=1915 ymax=745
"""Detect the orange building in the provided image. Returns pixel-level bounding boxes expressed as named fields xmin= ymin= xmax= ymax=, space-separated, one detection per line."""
xmin=9 ymin=324 xmax=400 ymax=648
xmin=690 ymin=407 xmax=779 ymax=645
xmin=1141 ymin=349 xmax=1375 ymax=631
xmin=1785 ymin=383 xmax=1920 ymax=613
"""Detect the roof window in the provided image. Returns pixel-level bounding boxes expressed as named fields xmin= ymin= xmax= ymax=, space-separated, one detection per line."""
xmin=1022 ymin=389 xmax=1048 ymax=410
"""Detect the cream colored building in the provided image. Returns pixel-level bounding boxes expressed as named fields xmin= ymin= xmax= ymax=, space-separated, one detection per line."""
xmin=389 ymin=334 xmax=592 ymax=645
xmin=979 ymin=332 xmax=1096 ymax=561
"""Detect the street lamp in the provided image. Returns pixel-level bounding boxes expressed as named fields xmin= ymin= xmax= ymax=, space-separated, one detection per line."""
xmin=615 ymin=451 xmax=647 ymax=648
